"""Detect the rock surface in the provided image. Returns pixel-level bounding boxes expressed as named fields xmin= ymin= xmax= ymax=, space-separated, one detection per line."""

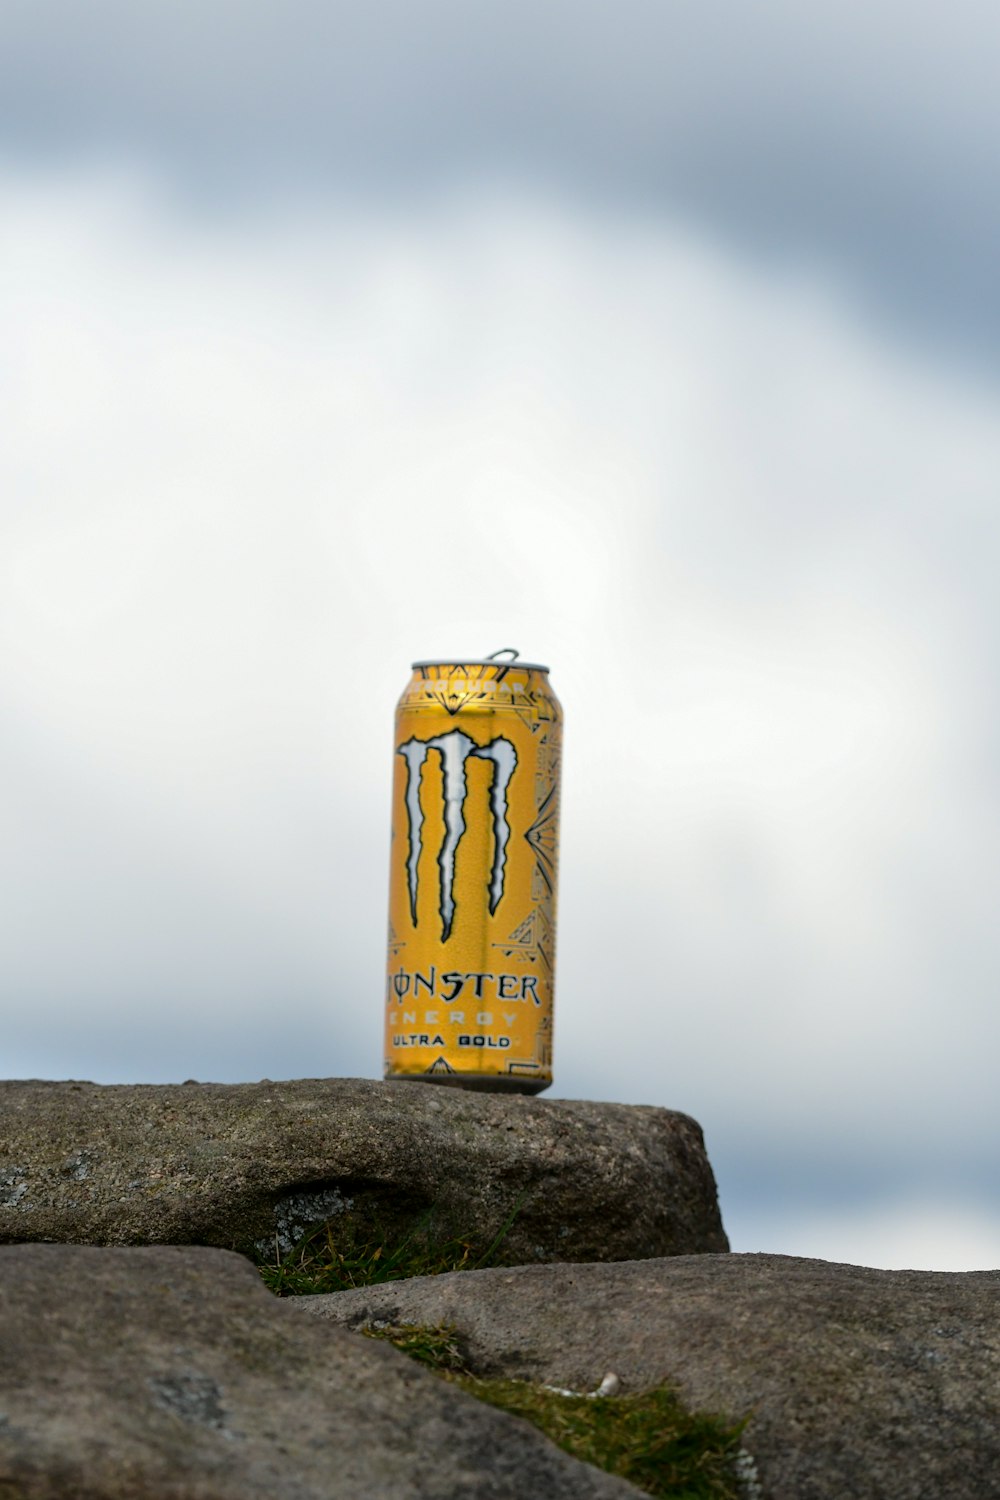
xmin=298 ymin=1251 xmax=1000 ymax=1500
xmin=0 ymin=1077 xmax=727 ymax=1263
xmin=0 ymin=1243 xmax=646 ymax=1500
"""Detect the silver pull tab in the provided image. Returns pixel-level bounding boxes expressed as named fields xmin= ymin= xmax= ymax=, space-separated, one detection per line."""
xmin=486 ymin=647 xmax=519 ymax=662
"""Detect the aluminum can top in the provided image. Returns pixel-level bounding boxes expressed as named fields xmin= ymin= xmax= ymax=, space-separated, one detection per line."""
xmin=411 ymin=649 xmax=549 ymax=674
xmin=410 ymin=663 xmax=551 ymax=675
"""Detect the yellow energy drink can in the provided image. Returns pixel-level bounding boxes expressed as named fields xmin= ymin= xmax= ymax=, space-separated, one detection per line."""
xmin=384 ymin=650 xmax=562 ymax=1093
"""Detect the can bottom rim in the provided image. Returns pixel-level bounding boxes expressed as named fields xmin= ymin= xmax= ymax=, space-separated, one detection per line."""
xmin=384 ymin=1073 xmax=551 ymax=1097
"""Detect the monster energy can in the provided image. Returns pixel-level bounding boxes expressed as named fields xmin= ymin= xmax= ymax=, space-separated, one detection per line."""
xmin=384 ymin=649 xmax=562 ymax=1093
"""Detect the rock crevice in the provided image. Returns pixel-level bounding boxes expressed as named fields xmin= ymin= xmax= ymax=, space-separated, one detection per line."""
xmin=298 ymin=1252 xmax=1000 ymax=1500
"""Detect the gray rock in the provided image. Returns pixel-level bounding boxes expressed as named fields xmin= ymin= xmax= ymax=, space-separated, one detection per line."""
xmin=0 ymin=1243 xmax=646 ymax=1500
xmin=0 ymin=1077 xmax=727 ymax=1263
xmin=297 ymin=1252 xmax=1000 ymax=1500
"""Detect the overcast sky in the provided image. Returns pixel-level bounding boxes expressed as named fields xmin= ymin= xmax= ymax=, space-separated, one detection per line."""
xmin=5 ymin=0 xmax=1000 ymax=361
xmin=2 ymin=1 xmax=999 ymax=1271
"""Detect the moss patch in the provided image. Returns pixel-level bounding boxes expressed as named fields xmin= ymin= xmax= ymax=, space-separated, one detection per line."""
xmin=367 ymin=1322 xmax=746 ymax=1500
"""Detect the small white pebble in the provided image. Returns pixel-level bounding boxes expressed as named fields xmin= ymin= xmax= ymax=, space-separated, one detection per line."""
xmin=542 ymin=1371 xmax=622 ymax=1399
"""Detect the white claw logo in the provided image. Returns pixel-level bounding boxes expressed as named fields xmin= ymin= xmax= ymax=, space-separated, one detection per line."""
xmin=397 ymin=729 xmax=518 ymax=940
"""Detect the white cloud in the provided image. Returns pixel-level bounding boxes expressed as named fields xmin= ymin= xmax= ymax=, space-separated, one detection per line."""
xmin=1 ymin=167 xmax=998 ymax=1268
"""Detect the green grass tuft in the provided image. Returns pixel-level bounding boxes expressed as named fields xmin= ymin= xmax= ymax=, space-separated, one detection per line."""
xmin=257 ymin=1200 xmax=523 ymax=1297
xmin=366 ymin=1322 xmax=746 ymax=1500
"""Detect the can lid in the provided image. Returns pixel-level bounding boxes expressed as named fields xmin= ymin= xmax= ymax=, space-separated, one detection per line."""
xmin=411 ymin=647 xmax=549 ymax=673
